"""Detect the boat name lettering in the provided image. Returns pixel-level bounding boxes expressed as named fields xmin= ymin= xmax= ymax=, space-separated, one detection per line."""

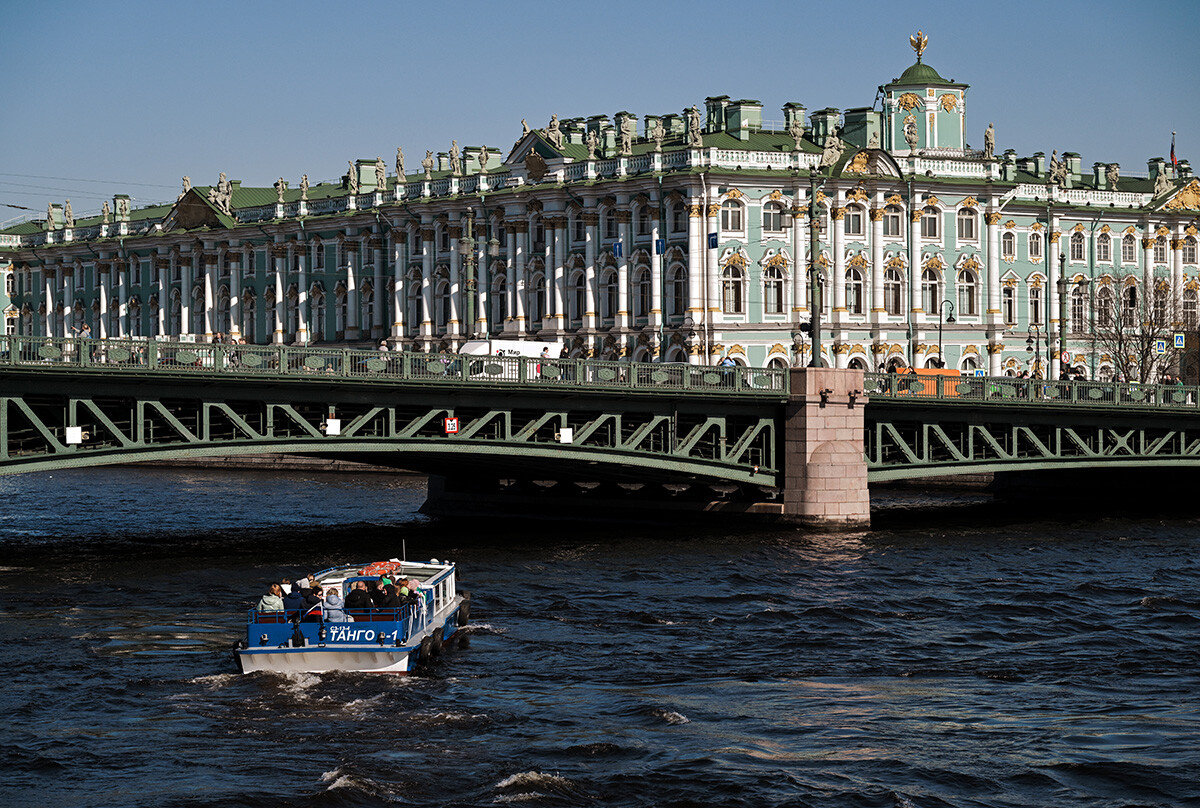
xmin=327 ymin=627 xmax=387 ymax=643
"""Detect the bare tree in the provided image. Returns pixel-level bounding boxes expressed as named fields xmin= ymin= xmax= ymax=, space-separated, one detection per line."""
xmin=1089 ymin=276 xmax=1188 ymax=383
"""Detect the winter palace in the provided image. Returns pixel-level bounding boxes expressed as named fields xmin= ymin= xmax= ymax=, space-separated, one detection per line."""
xmin=2 ymin=35 xmax=1199 ymax=377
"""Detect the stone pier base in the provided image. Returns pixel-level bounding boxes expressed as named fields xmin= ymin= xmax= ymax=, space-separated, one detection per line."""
xmin=780 ymin=367 xmax=870 ymax=529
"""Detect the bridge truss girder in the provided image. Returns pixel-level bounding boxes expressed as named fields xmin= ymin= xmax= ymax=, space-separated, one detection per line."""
xmin=0 ymin=372 xmax=778 ymax=487
xmin=866 ymin=404 xmax=1200 ymax=480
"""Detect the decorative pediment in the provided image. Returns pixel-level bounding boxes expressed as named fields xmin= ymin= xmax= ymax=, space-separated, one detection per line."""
xmin=960 ymin=196 xmax=978 ymax=208
xmin=724 ymin=188 xmax=744 ymax=199
xmin=847 ymin=253 xmax=869 ymax=269
xmin=886 ymin=194 xmax=903 ymax=207
xmin=160 ymin=188 xmax=235 ymax=232
xmin=1099 ymin=224 xmax=1111 ymax=233
xmin=503 ymin=130 xmax=563 ymax=167
xmin=1030 ymin=222 xmax=1044 ymax=231
xmin=846 ymin=186 xmax=869 ymax=202
xmin=1163 ymin=179 xmax=1200 ymax=212
xmin=897 ymin=92 xmax=922 ymax=111
xmin=838 ymin=149 xmax=903 ymax=179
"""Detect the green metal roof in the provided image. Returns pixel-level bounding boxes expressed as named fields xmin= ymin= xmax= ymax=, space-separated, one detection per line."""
xmin=888 ymin=60 xmax=965 ymax=88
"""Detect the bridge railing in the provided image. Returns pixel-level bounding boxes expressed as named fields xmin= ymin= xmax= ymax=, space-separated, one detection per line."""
xmin=0 ymin=335 xmax=789 ymax=398
xmin=866 ymin=372 xmax=1200 ymax=411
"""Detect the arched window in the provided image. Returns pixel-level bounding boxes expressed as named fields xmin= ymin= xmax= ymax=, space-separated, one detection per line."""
xmin=129 ymin=299 xmax=142 ymax=337
xmin=436 ymin=280 xmax=451 ymax=329
xmin=844 ymin=268 xmax=863 ymax=315
xmin=1097 ymin=286 xmax=1115 ymax=328
xmin=721 ymin=265 xmax=745 ymax=314
xmin=844 ymin=205 xmax=864 ymax=237
xmin=1029 ymin=284 xmax=1043 ymax=325
xmin=1184 ymin=288 xmax=1198 ymax=328
xmin=956 ymin=208 xmax=977 ymax=241
xmin=360 ymin=285 xmax=374 ymax=333
xmin=1070 ymin=231 xmax=1085 ymax=261
xmin=921 ymin=268 xmax=939 ymax=314
xmin=568 ymin=271 xmax=585 ymax=324
xmin=310 ymin=287 xmax=325 ymax=341
xmin=634 ymin=268 xmax=651 ymax=318
xmin=571 ymin=215 xmax=585 ymax=245
xmin=765 ymin=267 xmax=786 ymax=314
xmin=720 ymin=200 xmax=743 ymax=232
xmin=1029 ymin=232 xmax=1043 ymax=261
xmin=1154 ymin=236 xmax=1168 ymax=264
xmin=636 ymin=208 xmax=651 ymax=236
xmin=240 ymin=292 xmax=255 ymax=340
xmin=670 ymin=204 xmax=685 ymax=233
xmin=1002 ymin=286 xmax=1016 ymax=324
xmin=1153 ymin=281 xmax=1168 ymax=322
xmin=286 ymin=288 xmax=298 ymax=337
xmin=958 ymin=269 xmax=978 ymax=316
xmin=1185 ymin=237 xmax=1198 ymax=264
xmin=883 ymin=268 xmax=904 ymax=315
xmin=1070 ymin=285 xmax=1087 ymax=332
xmin=1122 ymin=285 xmax=1138 ymax=328
xmin=529 ymin=275 xmax=545 ymax=323
xmin=1097 ymin=233 xmax=1111 ymax=262
xmin=491 ymin=273 xmax=507 ymax=326
xmin=762 ymin=201 xmax=785 ymax=234
xmin=330 ymin=286 xmax=343 ymax=335
xmin=604 ymin=211 xmax=618 ymax=240
xmin=920 ymin=207 xmax=940 ymax=239
xmin=600 ymin=269 xmax=618 ymax=320
xmin=668 ymin=266 xmax=687 ymax=317
xmin=1122 ymin=234 xmax=1137 ymax=263
xmin=217 ymin=288 xmax=230 ymax=334
xmin=169 ymin=291 xmax=182 ymax=336
xmin=960 ymin=355 xmax=978 ymax=374
xmin=1002 ymin=232 xmax=1016 ymax=259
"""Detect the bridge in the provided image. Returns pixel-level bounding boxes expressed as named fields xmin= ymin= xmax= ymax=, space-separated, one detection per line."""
xmin=3 ymin=335 xmax=1200 ymax=527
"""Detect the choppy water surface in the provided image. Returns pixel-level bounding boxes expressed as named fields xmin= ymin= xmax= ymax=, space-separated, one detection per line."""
xmin=1 ymin=468 xmax=1197 ymax=807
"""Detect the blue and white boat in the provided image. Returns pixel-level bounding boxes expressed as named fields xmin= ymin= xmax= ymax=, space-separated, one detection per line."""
xmin=234 ymin=558 xmax=469 ymax=675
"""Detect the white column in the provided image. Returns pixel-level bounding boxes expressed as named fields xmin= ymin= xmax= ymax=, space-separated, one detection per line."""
xmin=650 ymin=212 xmax=663 ymax=328
xmin=1142 ymin=233 xmax=1154 ymax=318
xmin=792 ymin=198 xmax=808 ymax=317
xmin=505 ymin=225 xmax=517 ymax=333
xmin=475 ymin=223 xmax=488 ymax=336
xmin=1048 ymin=219 xmax=1062 ymax=334
xmin=986 ymin=212 xmax=1001 ymax=320
xmin=870 ymin=206 xmax=885 ymax=317
xmin=617 ymin=209 xmax=631 ymax=329
xmin=158 ymin=257 xmax=170 ymax=336
xmin=62 ymin=266 xmax=74 ymax=336
xmin=421 ymin=226 xmax=435 ymax=339
xmin=832 ymin=206 xmax=847 ymax=313
xmin=553 ymin=219 xmax=566 ymax=329
xmin=391 ymin=233 xmax=405 ymax=340
xmin=204 ymin=253 xmax=216 ymax=340
xmin=99 ymin=266 xmax=111 ymax=339
xmin=345 ymin=242 xmax=359 ymax=340
xmin=908 ymin=208 xmax=921 ymax=358
xmin=448 ymin=221 xmax=462 ymax=337
xmin=705 ymin=202 xmax=720 ymax=333
xmin=686 ymin=201 xmax=703 ymax=365
xmin=294 ymin=250 xmax=306 ymax=344
xmin=373 ymin=240 xmax=385 ymax=340
xmin=228 ymin=253 xmax=241 ymax=341
xmin=44 ymin=269 xmax=55 ymax=337
xmin=514 ymin=222 xmax=527 ymax=333
xmin=1172 ymin=233 xmax=1185 ymax=315
xmin=584 ymin=212 xmax=598 ymax=329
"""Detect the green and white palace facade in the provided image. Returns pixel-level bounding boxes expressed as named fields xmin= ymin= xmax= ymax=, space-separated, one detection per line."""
xmin=3 ymin=41 xmax=1199 ymax=377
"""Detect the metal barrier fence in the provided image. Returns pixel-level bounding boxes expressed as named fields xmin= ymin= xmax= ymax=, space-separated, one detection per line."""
xmin=866 ymin=372 xmax=1200 ymax=412
xmin=0 ymin=335 xmax=789 ymax=398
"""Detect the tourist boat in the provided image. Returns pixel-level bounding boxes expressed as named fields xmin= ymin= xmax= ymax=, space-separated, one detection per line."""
xmin=234 ymin=558 xmax=469 ymax=675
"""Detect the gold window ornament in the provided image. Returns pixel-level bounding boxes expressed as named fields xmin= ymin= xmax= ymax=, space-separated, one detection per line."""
xmin=897 ymin=92 xmax=922 ymax=111
xmin=939 ymin=94 xmax=958 ymax=113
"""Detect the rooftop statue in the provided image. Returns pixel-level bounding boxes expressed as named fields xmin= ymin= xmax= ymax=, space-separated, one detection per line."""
xmin=274 ymin=177 xmax=288 ymax=203
xmin=1106 ymin=163 xmax=1119 ymax=192
xmin=619 ymin=116 xmax=635 ymax=156
xmin=477 ymin=145 xmax=490 ymax=174
xmin=521 ymin=118 xmax=529 ymax=136
xmin=208 ymin=172 xmax=233 ymax=215
xmin=686 ymin=105 xmax=703 ymax=147
xmin=395 ymin=146 xmax=404 ymax=179
xmin=585 ymin=130 xmax=598 ymax=160
xmin=346 ymin=161 xmax=358 ymax=194
xmin=64 ymin=199 xmax=73 ymax=229
xmin=300 ymin=174 xmax=309 ymax=201
xmin=910 ymin=30 xmax=928 ymax=63
xmin=46 ymin=203 xmax=54 ymax=229
xmin=117 ymin=197 xmax=130 ymax=219
xmin=177 ymin=176 xmax=191 ymax=202
xmin=449 ymin=141 xmax=462 ymax=176
xmin=648 ymin=118 xmax=664 ymax=152
xmin=375 ymin=156 xmax=386 ymax=189
xmin=819 ymin=125 xmax=844 ymax=169
xmin=422 ymin=150 xmax=434 ymax=180
xmin=983 ymin=123 xmax=995 ymax=160
xmin=1154 ymin=171 xmax=1172 ymax=197
xmin=101 ymin=201 xmax=110 ymax=224
xmin=545 ymin=115 xmax=563 ymax=149
xmin=868 ymin=131 xmax=880 ymax=148
xmin=903 ymin=114 xmax=919 ymax=150
xmin=788 ymin=117 xmax=805 ymax=152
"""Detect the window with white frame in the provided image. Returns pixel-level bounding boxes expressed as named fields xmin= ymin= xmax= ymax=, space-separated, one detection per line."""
xmin=921 ymin=269 xmax=940 ymax=314
xmin=1002 ymin=232 xmax=1016 ymax=259
xmin=721 ymin=265 xmax=745 ymax=314
xmin=844 ymin=205 xmax=864 ymax=237
xmin=637 ymin=209 xmax=651 ymax=236
xmin=669 ymin=266 xmax=686 ymax=316
xmin=1097 ymin=286 xmax=1114 ymax=328
xmin=528 ymin=275 xmax=545 ymax=323
xmin=1070 ymin=285 xmax=1087 ymax=332
xmin=883 ymin=268 xmax=904 ymax=315
xmin=601 ymin=269 xmax=617 ymax=319
xmin=1029 ymin=285 xmax=1043 ymax=325
xmin=1070 ymin=232 xmax=1085 ymax=261
xmin=764 ymin=267 xmax=786 ymax=314
xmin=1029 ymin=232 xmax=1043 ymax=261
xmin=634 ymin=268 xmax=650 ymax=317
xmin=1003 ymin=286 xmax=1016 ymax=325
xmin=845 ymin=268 xmax=863 ymax=315
xmin=1122 ymin=285 xmax=1138 ymax=328
xmin=958 ymin=269 xmax=978 ymax=316
xmin=1154 ymin=236 xmax=1167 ymax=264
xmin=762 ymin=202 xmax=784 ymax=234
xmin=1097 ymin=233 xmax=1111 ymax=262
xmin=921 ymin=207 xmax=940 ymax=239
xmin=883 ymin=207 xmax=902 ymax=237
xmin=604 ymin=212 xmax=618 ymax=240
xmin=1185 ymin=288 xmax=1198 ymax=328
xmin=956 ymin=209 xmax=977 ymax=241
xmin=1122 ymin=234 xmax=1136 ymax=263
xmin=572 ymin=216 xmax=585 ymax=244
xmin=1185 ymin=237 xmax=1197 ymax=264
xmin=720 ymin=200 xmax=743 ymax=232
xmin=568 ymin=272 xmax=584 ymax=324
xmin=670 ymin=205 xmax=685 ymax=233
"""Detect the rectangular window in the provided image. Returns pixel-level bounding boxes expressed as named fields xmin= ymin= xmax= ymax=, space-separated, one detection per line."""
xmin=1030 ymin=287 xmax=1043 ymax=325
xmin=573 ymin=218 xmax=585 ymax=244
xmin=921 ymin=210 xmax=940 ymax=239
xmin=844 ymin=208 xmax=863 ymax=237
xmin=1097 ymin=236 xmax=1111 ymax=262
xmin=957 ymin=213 xmax=976 ymax=241
xmin=1003 ymin=287 xmax=1016 ymax=325
xmin=671 ymin=207 xmax=685 ymax=233
xmin=1029 ymin=233 xmax=1043 ymax=261
xmin=883 ymin=211 xmax=901 ymax=237
xmin=1122 ymin=236 xmax=1136 ymax=263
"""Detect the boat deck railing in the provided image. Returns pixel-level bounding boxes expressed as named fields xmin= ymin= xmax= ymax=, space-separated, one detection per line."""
xmin=248 ymin=603 xmax=433 ymax=643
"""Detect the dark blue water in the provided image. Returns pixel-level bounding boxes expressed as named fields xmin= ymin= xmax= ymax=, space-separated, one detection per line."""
xmin=1 ymin=468 xmax=1197 ymax=807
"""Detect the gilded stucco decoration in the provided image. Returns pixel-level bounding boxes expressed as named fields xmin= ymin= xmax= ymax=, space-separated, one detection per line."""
xmin=872 ymin=344 xmax=889 ymax=355
xmin=992 ymin=345 xmax=1009 ymax=357
xmin=885 ymin=255 xmax=906 ymax=270
xmin=764 ymin=253 xmax=789 ymax=270
xmin=834 ymin=343 xmax=851 ymax=355
xmin=768 ymin=343 xmax=788 ymax=356
xmin=1071 ymin=273 xmax=1089 ymax=284
xmin=724 ymin=251 xmax=747 ymax=269
xmin=1004 ymin=220 xmax=1016 ymax=229
xmin=848 ymin=254 xmax=869 ymax=269
xmin=768 ymin=189 xmax=784 ymax=201
xmin=724 ymin=188 xmax=745 ymax=199
xmin=959 ymin=255 xmax=981 ymax=273
xmin=925 ymin=196 xmax=940 ymax=207
xmin=1187 ymin=225 xmax=1198 ymax=236
xmin=1097 ymin=275 xmax=1113 ymax=287
xmin=845 ymin=152 xmax=870 ymax=174
xmin=890 ymin=343 xmax=904 ymax=353
xmin=814 ymin=190 xmax=828 ymax=206
xmin=849 ymin=344 xmax=867 ymax=357
xmin=886 ymin=194 xmax=903 ymax=207
xmin=1123 ymin=275 xmax=1138 ymax=287
xmin=1157 ymin=226 xmax=1170 ymax=236
xmin=1002 ymin=277 xmax=1018 ymax=288
xmin=960 ymin=196 xmax=978 ymax=208
xmin=1123 ymin=225 xmax=1138 ymax=234
xmin=1186 ymin=278 xmax=1200 ymax=291
xmin=1030 ymin=222 xmax=1044 ymax=232
xmin=1073 ymin=223 xmax=1085 ymax=232
xmin=728 ymin=344 xmax=746 ymax=357
xmin=846 ymin=186 xmax=869 ymax=203
xmin=1099 ymin=224 xmax=1111 ymax=233
xmin=962 ymin=345 xmax=979 ymax=356
xmin=897 ymin=92 xmax=923 ymax=111
xmin=1163 ymin=180 xmax=1200 ymax=211
xmin=939 ymin=94 xmax=959 ymax=113
xmin=1029 ymin=276 xmax=1044 ymax=289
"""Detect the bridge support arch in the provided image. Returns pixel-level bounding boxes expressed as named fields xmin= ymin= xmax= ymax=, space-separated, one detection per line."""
xmin=781 ymin=368 xmax=870 ymax=529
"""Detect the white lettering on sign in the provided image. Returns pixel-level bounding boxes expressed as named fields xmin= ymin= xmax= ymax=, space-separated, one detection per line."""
xmin=326 ymin=626 xmax=392 ymax=643
xmin=444 ymin=417 xmax=460 ymax=434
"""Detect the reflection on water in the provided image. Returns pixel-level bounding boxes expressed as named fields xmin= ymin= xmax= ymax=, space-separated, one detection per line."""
xmin=0 ymin=467 xmax=1197 ymax=807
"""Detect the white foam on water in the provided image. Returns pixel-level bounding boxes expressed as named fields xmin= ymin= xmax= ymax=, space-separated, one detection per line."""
xmin=493 ymin=793 xmax=545 ymax=803
xmin=658 ymin=709 xmax=690 ymax=725
xmin=495 ymin=771 xmax=573 ymax=790
xmin=462 ymin=622 xmax=506 ymax=634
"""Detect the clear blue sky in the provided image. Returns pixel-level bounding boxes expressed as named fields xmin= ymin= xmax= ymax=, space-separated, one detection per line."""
xmin=2 ymin=0 xmax=1196 ymax=224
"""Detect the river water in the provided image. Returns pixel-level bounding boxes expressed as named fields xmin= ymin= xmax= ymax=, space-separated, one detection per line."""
xmin=1 ymin=467 xmax=1197 ymax=808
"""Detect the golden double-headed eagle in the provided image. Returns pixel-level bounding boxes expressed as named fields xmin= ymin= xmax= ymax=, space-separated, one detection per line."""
xmin=910 ymin=30 xmax=928 ymax=62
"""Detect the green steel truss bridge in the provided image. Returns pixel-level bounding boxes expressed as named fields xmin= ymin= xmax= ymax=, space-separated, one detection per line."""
xmin=4 ymin=336 xmax=1200 ymax=497
xmin=0 ymin=337 xmax=785 ymax=487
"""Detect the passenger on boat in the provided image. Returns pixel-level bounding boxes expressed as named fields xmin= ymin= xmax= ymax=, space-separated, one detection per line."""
xmin=323 ymin=587 xmax=348 ymax=622
xmin=257 ymin=583 xmax=285 ymax=612
xmin=301 ymin=584 xmax=324 ymax=622
xmin=378 ymin=584 xmax=403 ymax=611
xmin=282 ymin=581 xmax=306 ymax=613
xmin=344 ymin=580 xmax=372 ymax=612
xmin=368 ymin=580 xmax=387 ymax=608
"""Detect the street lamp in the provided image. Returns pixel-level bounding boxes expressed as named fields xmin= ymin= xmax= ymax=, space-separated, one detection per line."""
xmin=938 ymin=299 xmax=956 ymax=368
xmin=457 ymin=210 xmax=476 ymax=338
xmin=1026 ymin=325 xmax=1042 ymax=377
xmin=1056 ymin=252 xmax=1067 ymax=379
xmin=807 ymin=175 xmax=827 ymax=367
